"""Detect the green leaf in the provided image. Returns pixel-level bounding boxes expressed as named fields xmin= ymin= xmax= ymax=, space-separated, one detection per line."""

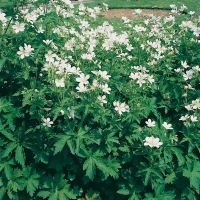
xmin=165 ymin=172 xmax=176 ymax=184
xmin=34 ymin=150 xmax=49 ymax=164
xmin=24 ymin=166 xmax=40 ymax=197
xmin=171 ymin=147 xmax=185 ymax=166
xmin=0 ymin=186 xmax=6 ymax=200
xmin=144 ymin=168 xmax=151 ymax=186
xmin=54 ymin=135 xmax=71 ymax=155
xmin=117 ymin=188 xmax=130 ymax=195
xmin=0 ymin=127 xmax=16 ymax=142
xmin=83 ymin=157 xmax=96 ymax=181
xmin=15 ymin=145 xmax=25 ymax=166
xmin=37 ymin=190 xmax=51 ymax=199
xmin=0 ymin=58 xmax=6 ymax=71
xmin=4 ymin=113 xmax=15 ymax=131
xmin=38 ymin=174 xmax=76 ymax=200
xmin=1 ymin=142 xmax=17 ymax=158
xmin=0 ymin=98 xmax=12 ymax=112
xmin=85 ymin=188 xmax=102 ymax=200
xmin=183 ymin=160 xmax=200 ymax=190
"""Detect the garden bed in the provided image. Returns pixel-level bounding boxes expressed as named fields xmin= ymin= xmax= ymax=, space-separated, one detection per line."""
xmin=102 ymin=8 xmax=171 ymax=19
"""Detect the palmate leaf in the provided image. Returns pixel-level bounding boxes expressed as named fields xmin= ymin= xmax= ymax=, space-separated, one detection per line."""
xmin=0 ymin=125 xmax=16 ymax=142
xmin=0 ymin=98 xmax=12 ymax=112
xmin=0 ymin=159 xmax=15 ymax=180
xmin=23 ymin=166 xmax=40 ymax=197
xmin=83 ymin=157 xmax=96 ymax=181
xmin=0 ymin=186 xmax=6 ymax=200
xmin=37 ymin=173 xmax=76 ymax=200
xmin=15 ymin=145 xmax=25 ymax=166
xmin=4 ymin=113 xmax=15 ymax=131
xmin=83 ymin=149 xmax=120 ymax=180
xmin=171 ymin=147 xmax=185 ymax=166
xmin=85 ymin=188 xmax=102 ymax=200
xmin=37 ymin=190 xmax=51 ymax=199
xmin=0 ymin=58 xmax=6 ymax=71
xmin=165 ymin=172 xmax=176 ymax=184
xmin=183 ymin=160 xmax=200 ymax=190
xmin=54 ymin=135 xmax=71 ymax=155
xmin=97 ymin=156 xmax=121 ymax=179
xmin=1 ymin=142 xmax=17 ymax=158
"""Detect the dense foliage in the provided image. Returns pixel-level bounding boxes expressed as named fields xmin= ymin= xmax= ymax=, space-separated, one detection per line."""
xmin=0 ymin=0 xmax=200 ymax=199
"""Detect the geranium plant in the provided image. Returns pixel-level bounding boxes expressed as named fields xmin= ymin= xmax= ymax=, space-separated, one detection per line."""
xmin=0 ymin=0 xmax=199 ymax=199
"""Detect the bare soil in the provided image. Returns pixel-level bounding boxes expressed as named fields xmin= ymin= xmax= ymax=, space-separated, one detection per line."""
xmin=101 ymin=9 xmax=171 ymax=19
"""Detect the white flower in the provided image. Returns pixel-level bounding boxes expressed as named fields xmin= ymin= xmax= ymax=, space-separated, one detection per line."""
xmin=162 ymin=122 xmax=173 ymax=130
xmin=45 ymin=50 xmax=56 ymax=63
xmin=0 ymin=12 xmax=7 ymax=23
xmin=190 ymin=115 xmax=198 ymax=122
xmin=100 ymin=83 xmax=111 ymax=94
xmin=184 ymin=84 xmax=195 ymax=90
xmin=76 ymin=83 xmax=88 ymax=92
xmin=113 ymin=101 xmax=129 ymax=115
xmin=55 ymin=78 xmax=65 ymax=87
xmin=188 ymin=11 xmax=195 ymax=15
xmin=145 ymin=119 xmax=156 ymax=127
xmin=60 ymin=110 xmax=65 ymax=115
xmin=37 ymin=25 xmax=44 ymax=33
xmin=144 ymin=136 xmax=163 ymax=148
xmin=76 ymin=73 xmax=90 ymax=85
xmin=43 ymin=40 xmax=52 ymax=45
xmin=185 ymin=105 xmax=193 ymax=111
xmin=98 ymin=70 xmax=111 ymax=80
xmin=126 ymin=44 xmax=134 ymax=51
xmin=181 ymin=61 xmax=189 ymax=69
xmin=183 ymin=70 xmax=194 ymax=81
xmin=129 ymin=72 xmax=139 ymax=80
xmin=191 ymin=99 xmax=200 ymax=109
xmin=17 ymin=43 xmax=34 ymax=59
xmin=179 ymin=114 xmax=189 ymax=121
xmin=134 ymin=9 xmax=142 ymax=15
xmin=42 ymin=118 xmax=53 ymax=127
xmin=102 ymin=39 xmax=114 ymax=50
xmin=12 ymin=21 xmax=25 ymax=33
xmin=97 ymin=95 xmax=107 ymax=106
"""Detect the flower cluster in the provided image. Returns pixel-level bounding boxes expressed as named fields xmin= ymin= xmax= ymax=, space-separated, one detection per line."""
xmin=179 ymin=99 xmax=199 ymax=126
xmin=129 ymin=66 xmax=154 ymax=87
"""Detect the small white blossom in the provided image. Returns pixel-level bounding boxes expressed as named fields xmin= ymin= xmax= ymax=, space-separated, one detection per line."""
xmin=179 ymin=114 xmax=189 ymax=121
xmin=12 ymin=21 xmax=25 ymax=33
xmin=181 ymin=61 xmax=189 ymax=69
xmin=97 ymin=95 xmax=107 ymax=106
xmin=42 ymin=118 xmax=53 ymax=127
xmin=76 ymin=73 xmax=90 ymax=85
xmin=113 ymin=101 xmax=129 ymax=115
xmin=145 ymin=119 xmax=156 ymax=127
xmin=162 ymin=122 xmax=173 ymax=130
xmin=191 ymin=99 xmax=200 ymax=109
xmin=76 ymin=83 xmax=88 ymax=92
xmin=190 ymin=115 xmax=198 ymax=122
xmin=17 ymin=44 xmax=34 ymax=59
xmin=133 ymin=9 xmax=142 ymax=15
xmin=144 ymin=136 xmax=163 ymax=148
xmin=60 ymin=110 xmax=65 ymax=115
xmin=55 ymin=78 xmax=65 ymax=87
xmin=100 ymin=83 xmax=111 ymax=94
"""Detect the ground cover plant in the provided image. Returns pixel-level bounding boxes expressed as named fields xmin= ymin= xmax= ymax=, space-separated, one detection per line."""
xmin=0 ymin=0 xmax=200 ymax=199
xmin=99 ymin=0 xmax=200 ymax=13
